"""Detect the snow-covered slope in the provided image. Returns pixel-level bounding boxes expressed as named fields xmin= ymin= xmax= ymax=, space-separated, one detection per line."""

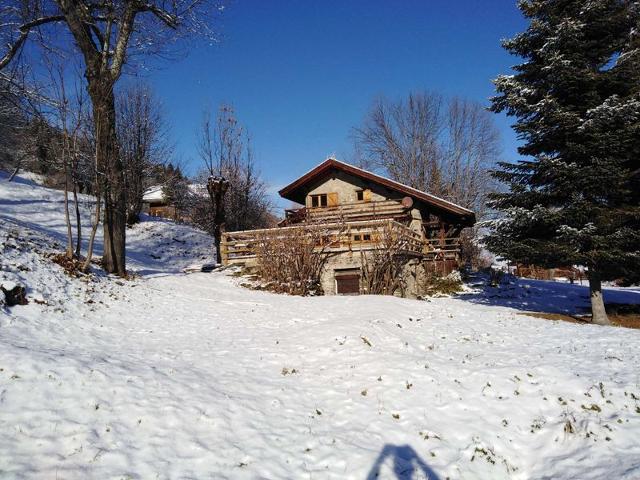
xmin=0 ymin=170 xmax=215 ymax=275
xmin=1 ymin=175 xmax=639 ymax=480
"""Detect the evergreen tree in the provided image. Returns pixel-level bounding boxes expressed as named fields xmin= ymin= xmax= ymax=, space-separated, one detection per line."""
xmin=487 ymin=0 xmax=640 ymax=325
xmin=162 ymin=166 xmax=191 ymax=220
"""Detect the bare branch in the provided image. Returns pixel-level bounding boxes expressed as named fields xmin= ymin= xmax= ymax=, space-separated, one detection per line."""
xmin=0 ymin=15 xmax=65 ymax=70
xmin=109 ymin=2 xmax=137 ymax=79
xmin=140 ymin=4 xmax=178 ymax=29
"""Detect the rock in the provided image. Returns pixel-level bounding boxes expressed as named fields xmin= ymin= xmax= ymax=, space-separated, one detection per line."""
xmin=1 ymin=284 xmax=28 ymax=306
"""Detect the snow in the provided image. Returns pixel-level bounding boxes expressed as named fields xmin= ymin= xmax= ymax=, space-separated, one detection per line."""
xmin=0 ymin=171 xmax=215 ymax=276
xmin=143 ymin=184 xmax=207 ymax=203
xmin=1 ymin=174 xmax=640 ymax=480
xmin=142 ymin=185 xmax=165 ymax=202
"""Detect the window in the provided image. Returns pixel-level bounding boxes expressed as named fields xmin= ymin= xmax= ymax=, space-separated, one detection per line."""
xmin=311 ymin=194 xmax=328 ymax=208
xmin=356 ymin=190 xmax=364 ymax=201
xmin=352 ymin=234 xmax=371 ymax=242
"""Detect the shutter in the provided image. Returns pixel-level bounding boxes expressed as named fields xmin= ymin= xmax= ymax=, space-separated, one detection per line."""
xmin=363 ymin=189 xmax=372 ymax=202
xmin=327 ymin=192 xmax=339 ymax=207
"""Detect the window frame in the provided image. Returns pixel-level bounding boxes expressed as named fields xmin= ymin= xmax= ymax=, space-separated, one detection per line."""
xmin=310 ymin=194 xmax=328 ymax=208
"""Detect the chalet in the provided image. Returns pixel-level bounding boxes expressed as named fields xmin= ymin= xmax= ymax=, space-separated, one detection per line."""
xmin=142 ymin=184 xmax=205 ymax=221
xmin=221 ymin=158 xmax=475 ymax=296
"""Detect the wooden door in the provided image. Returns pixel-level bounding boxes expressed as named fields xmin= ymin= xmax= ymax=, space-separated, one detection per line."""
xmin=336 ymin=274 xmax=360 ymax=295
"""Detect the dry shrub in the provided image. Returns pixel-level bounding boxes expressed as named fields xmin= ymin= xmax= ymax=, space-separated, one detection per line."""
xmin=49 ymin=252 xmax=88 ymax=277
xmin=360 ymin=223 xmax=411 ymax=296
xmin=253 ymin=223 xmax=342 ymax=295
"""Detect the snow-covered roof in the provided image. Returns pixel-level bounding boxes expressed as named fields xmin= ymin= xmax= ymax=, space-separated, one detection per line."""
xmin=143 ymin=184 xmax=208 ymax=203
xmin=143 ymin=185 xmax=165 ymax=202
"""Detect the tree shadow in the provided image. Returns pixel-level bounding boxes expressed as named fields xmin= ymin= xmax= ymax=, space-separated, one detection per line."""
xmin=366 ymin=444 xmax=441 ymax=480
xmin=455 ymin=273 xmax=640 ymax=315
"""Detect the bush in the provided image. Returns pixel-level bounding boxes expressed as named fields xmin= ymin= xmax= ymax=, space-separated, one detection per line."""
xmin=253 ymin=223 xmax=342 ymax=296
xmin=420 ymin=270 xmax=463 ymax=296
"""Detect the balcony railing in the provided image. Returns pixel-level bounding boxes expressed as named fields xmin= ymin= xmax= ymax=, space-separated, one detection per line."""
xmin=423 ymin=237 xmax=461 ymax=260
xmin=280 ymin=200 xmax=410 ymax=226
xmin=221 ymin=219 xmax=425 ymax=266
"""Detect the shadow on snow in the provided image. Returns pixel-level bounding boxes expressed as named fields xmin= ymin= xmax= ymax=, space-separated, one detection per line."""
xmin=366 ymin=444 xmax=441 ymax=480
xmin=456 ymin=274 xmax=640 ymax=315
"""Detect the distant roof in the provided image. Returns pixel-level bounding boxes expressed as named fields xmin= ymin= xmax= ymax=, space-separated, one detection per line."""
xmin=143 ymin=185 xmax=164 ymax=202
xmin=143 ymin=184 xmax=207 ymax=203
xmin=278 ymin=158 xmax=475 ymax=221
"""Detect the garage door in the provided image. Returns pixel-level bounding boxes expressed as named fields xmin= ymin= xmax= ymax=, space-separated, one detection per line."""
xmin=336 ymin=274 xmax=360 ymax=295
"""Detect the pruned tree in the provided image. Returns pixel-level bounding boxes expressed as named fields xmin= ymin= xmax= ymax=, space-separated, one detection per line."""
xmin=486 ymin=0 xmax=640 ymax=325
xmin=0 ymin=0 xmax=223 ymax=276
xmin=194 ymin=104 xmax=271 ymax=260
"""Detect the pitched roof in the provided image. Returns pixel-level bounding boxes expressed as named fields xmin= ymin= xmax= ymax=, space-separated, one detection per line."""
xmin=143 ymin=185 xmax=165 ymax=202
xmin=278 ymin=158 xmax=475 ymax=221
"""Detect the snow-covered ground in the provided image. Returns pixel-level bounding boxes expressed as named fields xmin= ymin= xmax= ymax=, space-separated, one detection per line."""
xmin=1 ymin=174 xmax=640 ymax=480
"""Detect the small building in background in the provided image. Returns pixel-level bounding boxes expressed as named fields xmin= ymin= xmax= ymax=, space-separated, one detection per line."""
xmin=142 ymin=185 xmax=179 ymax=219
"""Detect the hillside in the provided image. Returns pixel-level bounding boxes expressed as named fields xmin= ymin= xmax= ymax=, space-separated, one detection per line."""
xmin=1 ymin=174 xmax=640 ymax=480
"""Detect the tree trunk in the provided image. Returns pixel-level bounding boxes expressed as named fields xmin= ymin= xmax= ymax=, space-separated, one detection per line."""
xmin=73 ymin=180 xmax=82 ymax=259
xmin=207 ymin=177 xmax=229 ymax=265
xmin=63 ymin=149 xmax=74 ymax=259
xmin=214 ymin=191 xmax=227 ymax=264
xmin=89 ymin=81 xmax=127 ymax=276
xmin=588 ymin=268 xmax=611 ymax=326
xmin=83 ymin=192 xmax=101 ymax=273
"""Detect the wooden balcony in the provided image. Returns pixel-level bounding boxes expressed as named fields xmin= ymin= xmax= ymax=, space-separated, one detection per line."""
xmin=280 ymin=200 xmax=410 ymax=226
xmin=423 ymin=237 xmax=461 ymax=260
xmin=221 ymin=219 xmax=425 ymax=266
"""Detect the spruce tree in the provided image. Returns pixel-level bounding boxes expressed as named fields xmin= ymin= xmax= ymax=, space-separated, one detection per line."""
xmin=488 ymin=0 xmax=640 ymax=325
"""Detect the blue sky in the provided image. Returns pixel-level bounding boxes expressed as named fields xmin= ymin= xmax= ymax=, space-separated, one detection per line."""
xmin=135 ymin=0 xmax=527 ymax=208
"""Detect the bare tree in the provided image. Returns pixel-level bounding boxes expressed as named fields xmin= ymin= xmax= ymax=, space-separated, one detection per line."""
xmin=42 ymin=60 xmax=93 ymax=261
xmin=1 ymin=0 xmax=223 ymax=276
xmin=117 ymin=83 xmax=170 ymax=224
xmin=352 ymin=92 xmax=500 ymax=217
